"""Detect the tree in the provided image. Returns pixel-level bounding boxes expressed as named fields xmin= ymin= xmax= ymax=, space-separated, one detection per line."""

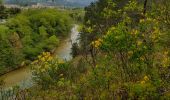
xmin=71 ymin=42 xmax=80 ymax=58
xmin=0 ymin=5 xmax=6 ymax=19
xmin=143 ymin=0 xmax=148 ymax=14
xmin=0 ymin=37 xmax=23 ymax=69
xmin=9 ymin=7 xmax=21 ymax=15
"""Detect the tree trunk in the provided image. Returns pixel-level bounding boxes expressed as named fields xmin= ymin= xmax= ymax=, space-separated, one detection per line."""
xmin=143 ymin=0 xmax=148 ymax=15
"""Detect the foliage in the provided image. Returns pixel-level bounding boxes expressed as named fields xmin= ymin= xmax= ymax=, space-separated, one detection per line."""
xmin=0 ymin=5 xmax=21 ymax=19
xmin=0 ymin=8 xmax=72 ymax=74
xmin=0 ymin=25 xmax=24 ymax=73
xmin=29 ymin=0 xmax=170 ymax=99
xmin=71 ymin=42 xmax=80 ymax=58
xmin=77 ymin=0 xmax=170 ymax=99
xmin=1 ymin=0 xmax=170 ymax=99
xmin=69 ymin=8 xmax=85 ymax=23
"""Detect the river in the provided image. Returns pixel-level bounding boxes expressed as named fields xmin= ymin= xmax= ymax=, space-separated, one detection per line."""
xmin=0 ymin=25 xmax=79 ymax=88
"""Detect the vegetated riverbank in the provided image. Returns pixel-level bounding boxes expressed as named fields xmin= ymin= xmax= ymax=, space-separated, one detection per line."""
xmin=0 ymin=8 xmax=73 ymax=76
xmin=0 ymin=25 xmax=79 ymax=88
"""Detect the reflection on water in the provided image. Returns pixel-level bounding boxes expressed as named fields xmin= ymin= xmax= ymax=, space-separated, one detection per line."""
xmin=55 ymin=25 xmax=79 ymax=60
xmin=0 ymin=25 xmax=79 ymax=88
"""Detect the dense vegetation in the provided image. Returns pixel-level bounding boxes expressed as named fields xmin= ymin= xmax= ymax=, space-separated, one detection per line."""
xmin=26 ymin=0 xmax=170 ymax=99
xmin=0 ymin=0 xmax=170 ymax=99
xmin=0 ymin=5 xmax=21 ymax=19
xmin=0 ymin=8 xmax=72 ymax=74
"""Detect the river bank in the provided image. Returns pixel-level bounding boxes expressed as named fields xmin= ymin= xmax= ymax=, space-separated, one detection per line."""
xmin=0 ymin=25 xmax=79 ymax=88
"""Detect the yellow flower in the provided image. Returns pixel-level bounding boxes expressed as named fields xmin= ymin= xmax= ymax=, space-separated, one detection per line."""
xmin=42 ymin=52 xmax=46 ymax=56
xmin=128 ymin=51 xmax=133 ymax=55
xmin=153 ymin=28 xmax=159 ymax=34
xmin=41 ymin=57 xmax=46 ymax=62
xmin=46 ymin=52 xmax=51 ymax=56
xmin=131 ymin=29 xmax=138 ymax=35
xmin=98 ymin=38 xmax=103 ymax=42
xmin=164 ymin=51 xmax=169 ymax=55
xmin=92 ymin=38 xmax=103 ymax=48
xmin=128 ymin=51 xmax=133 ymax=58
xmin=140 ymin=75 xmax=149 ymax=84
xmin=140 ymin=56 xmax=145 ymax=61
xmin=162 ymin=58 xmax=169 ymax=67
xmin=140 ymin=80 xmax=145 ymax=84
xmin=47 ymin=56 xmax=53 ymax=61
xmin=58 ymin=59 xmax=64 ymax=64
xmin=147 ymin=18 xmax=152 ymax=21
xmin=144 ymin=75 xmax=149 ymax=81
xmin=38 ymin=55 xmax=42 ymax=59
xmin=151 ymin=34 xmax=156 ymax=40
xmin=95 ymin=41 xmax=100 ymax=48
xmin=140 ymin=19 xmax=145 ymax=23
xmin=137 ymin=40 xmax=142 ymax=46
xmin=95 ymin=65 xmax=98 ymax=68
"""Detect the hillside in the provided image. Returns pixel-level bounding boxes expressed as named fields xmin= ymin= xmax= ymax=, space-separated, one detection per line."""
xmin=0 ymin=0 xmax=170 ymax=99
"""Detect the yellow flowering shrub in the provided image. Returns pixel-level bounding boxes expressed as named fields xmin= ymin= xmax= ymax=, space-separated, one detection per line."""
xmin=91 ymin=38 xmax=103 ymax=48
xmin=31 ymin=52 xmax=68 ymax=89
xmin=131 ymin=29 xmax=138 ymax=35
xmin=161 ymin=51 xmax=170 ymax=68
xmin=140 ymin=75 xmax=149 ymax=84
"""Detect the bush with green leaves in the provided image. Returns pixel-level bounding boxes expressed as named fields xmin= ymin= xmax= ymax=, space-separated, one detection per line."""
xmin=0 ymin=25 xmax=24 ymax=74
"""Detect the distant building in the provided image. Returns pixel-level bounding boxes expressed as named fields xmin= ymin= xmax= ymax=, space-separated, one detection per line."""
xmin=31 ymin=3 xmax=42 ymax=8
xmin=4 ymin=4 xmax=20 ymax=8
